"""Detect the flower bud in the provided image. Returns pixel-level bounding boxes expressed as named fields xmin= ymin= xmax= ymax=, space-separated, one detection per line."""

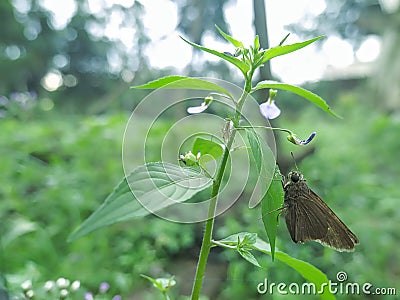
xmin=269 ymin=89 xmax=278 ymax=100
xmin=179 ymin=151 xmax=200 ymax=166
xmin=287 ymin=132 xmax=316 ymax=146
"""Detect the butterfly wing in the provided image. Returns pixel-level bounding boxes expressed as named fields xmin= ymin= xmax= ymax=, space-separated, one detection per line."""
xmin=285 ymin=194 xmax=329 ymax=244
xmin=308 ymin=190 xmax=359 ymax=252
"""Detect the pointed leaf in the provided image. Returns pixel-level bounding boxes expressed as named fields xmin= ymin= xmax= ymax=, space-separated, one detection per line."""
xmin=132 ymin=75 xmax=186 ymax=88
xmin=261 ymin=165 xmax=284 ymax=261
xmin=252 ymin=81 xmax=340 ymax=118
xmin=132 ymin=76 xmax=233 ymax=100
xmin=246 ymin=128 xmax=263 ymax=173
xmin=141 ymin=275 xmax=176 ymax=292
xmin=253 ymin=35 xmax=260 ymax=51
xmin=279 ymin=33 xmax=291 ymax=46
xmin=238 ymin=249 xmax=261 ymax=268
xmin=69 ymin=162 xmax=212 ymax=241
xmin=240 ymin=232 xmax=257 ymax=246
xmin=140 ymin=275 xmax=164 ymax=291
xmin=215 ymin=25 xmax=244 ymax=48
xmin=244 ymin=128 xmax=276 ymax=208
xmin=180 ymin=36 xmax=250 ymax=75
xmin=257 ymin=36 xmax=324 ymax=67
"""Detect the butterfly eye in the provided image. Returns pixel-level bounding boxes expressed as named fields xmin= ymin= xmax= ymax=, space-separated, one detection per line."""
xmin=291 ymin=174 xmax=300 ymax=182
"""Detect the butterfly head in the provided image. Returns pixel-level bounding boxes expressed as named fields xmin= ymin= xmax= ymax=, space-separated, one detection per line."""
xmin=287 ymin=171 xmax=304 ymax=184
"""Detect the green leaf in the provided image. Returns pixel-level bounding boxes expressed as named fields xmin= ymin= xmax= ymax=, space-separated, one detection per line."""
xmin=278 ymin=33 xmax=291 ymax=46
xmin=68 ymin=162 xmax=212 ymax=241
xmin=246 ymin=128 xmax=262 ymax=173
xmin=257 ymin=36 xmax=324 ymax=67
xmin=238 ymin=249 xmax=261 ymax=268
xmin=261 ymin=165 xmax=284 ymax=261
xmin=218 ymin=233 xmax=335 ymax=300
xmin=252 ymin=81 xmax=340 ymax=118
xmin=215 ymin=25 xmax=244 ymax=48
xmin=132 ymin=75 xmax=234 ymax=100
xmin=253 ymin=35 xmax=260 ymax=51
xmin=141 ymin=274 xmax=176 ymax=293
xmin=2 ymin=217 xmax=37 ymax=247
xmin=236 ymin=233 xmax=261 ymax=267
xmin=192 ymin=137 xmax=224 ymax=164
xmin=240 ymin=232 xmax=257 ymax=246
xmin=141 ymin=274 xmax=164 ymax=291
xmin=180 ymin=36 xmax=250 ymax=75
xmin=244 ymin=128 xmax=276 ymax=209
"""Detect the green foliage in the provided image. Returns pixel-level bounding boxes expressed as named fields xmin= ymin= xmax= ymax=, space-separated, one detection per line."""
xmin=246 ymin=128 xmax=263 ymax=173
xmin=141 ymin=274 xmax=176 ymax=300
xmin=257 ymin=36 xmax=323 ymax=67
xmin=133 ymin=76 xmax=234 ymax=100
xmin=180 ymin=36 xmax=251 ymax=76
xmin=215 ymin=25 xmax=244 ymax=48
xmin=0 ymin=112 xmax=197 ymax=298
xmin=261 ymin=165 xmax=284 ymax=261
xmin=69 ymin=162 xmax=212 ymax=241
xmin=2 ymin=91 xmax=399 ymax=299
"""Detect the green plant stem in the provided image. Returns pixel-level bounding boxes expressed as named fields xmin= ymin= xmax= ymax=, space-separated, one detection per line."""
xmin=211 ymin=240 xmax=236 ymax=249
xmin=190 ymin=87 xmax=250 ymax=300
xmin=190 ymin=130 xmax=236 ymax=300
xmin=236 ymin=125 xmax=293 ymax=135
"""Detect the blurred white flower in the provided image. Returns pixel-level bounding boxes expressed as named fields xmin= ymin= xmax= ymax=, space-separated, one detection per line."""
xmin=44 ymin=280 xmax=55 ymax=291
xmin=21 ymin=280 xmax=32 ymax=290
xmin=60 ymin=289 xmax=69 ymax=298
xmin=26 ymin=290 xmax=34 ymax=298
xmin=71 ymin=280 xmax=81 ymax=291
xmin=56 ymin=277 xmax=70 ymax=288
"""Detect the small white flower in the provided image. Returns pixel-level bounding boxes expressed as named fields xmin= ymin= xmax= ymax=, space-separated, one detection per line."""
xmin=44 ymin=280 xmax=55 ymax=291
xmin=21 ymin=280 xmax=32 ymax=290
xmin=187 ymin=96 xmax=213 ymax=114
xmin=56 ymin=277 xmax=70 ymax=288
xmin=60 ymin=289 xmax=69 ymax=298
xmin=26 ymin=290 xmax=34 ymax=298
xmin=187 ymin=101 xmax=209 ymax=114
xmin=259 ymin=100 xmax=281 ymax=119
xmin=71 ymin=280 xmax=81 ymax=291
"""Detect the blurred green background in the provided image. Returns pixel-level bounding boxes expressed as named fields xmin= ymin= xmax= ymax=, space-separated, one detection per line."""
xmin=1 ymin=0 xmax=399 ymax=299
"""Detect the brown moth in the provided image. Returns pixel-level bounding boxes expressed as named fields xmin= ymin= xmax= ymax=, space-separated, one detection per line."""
xmin=283 ymin=171 xmax=359 ymax=252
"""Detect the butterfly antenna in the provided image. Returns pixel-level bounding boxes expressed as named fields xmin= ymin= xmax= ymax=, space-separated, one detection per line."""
xmin=290 ymin=152 xmax=299 ymax=171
